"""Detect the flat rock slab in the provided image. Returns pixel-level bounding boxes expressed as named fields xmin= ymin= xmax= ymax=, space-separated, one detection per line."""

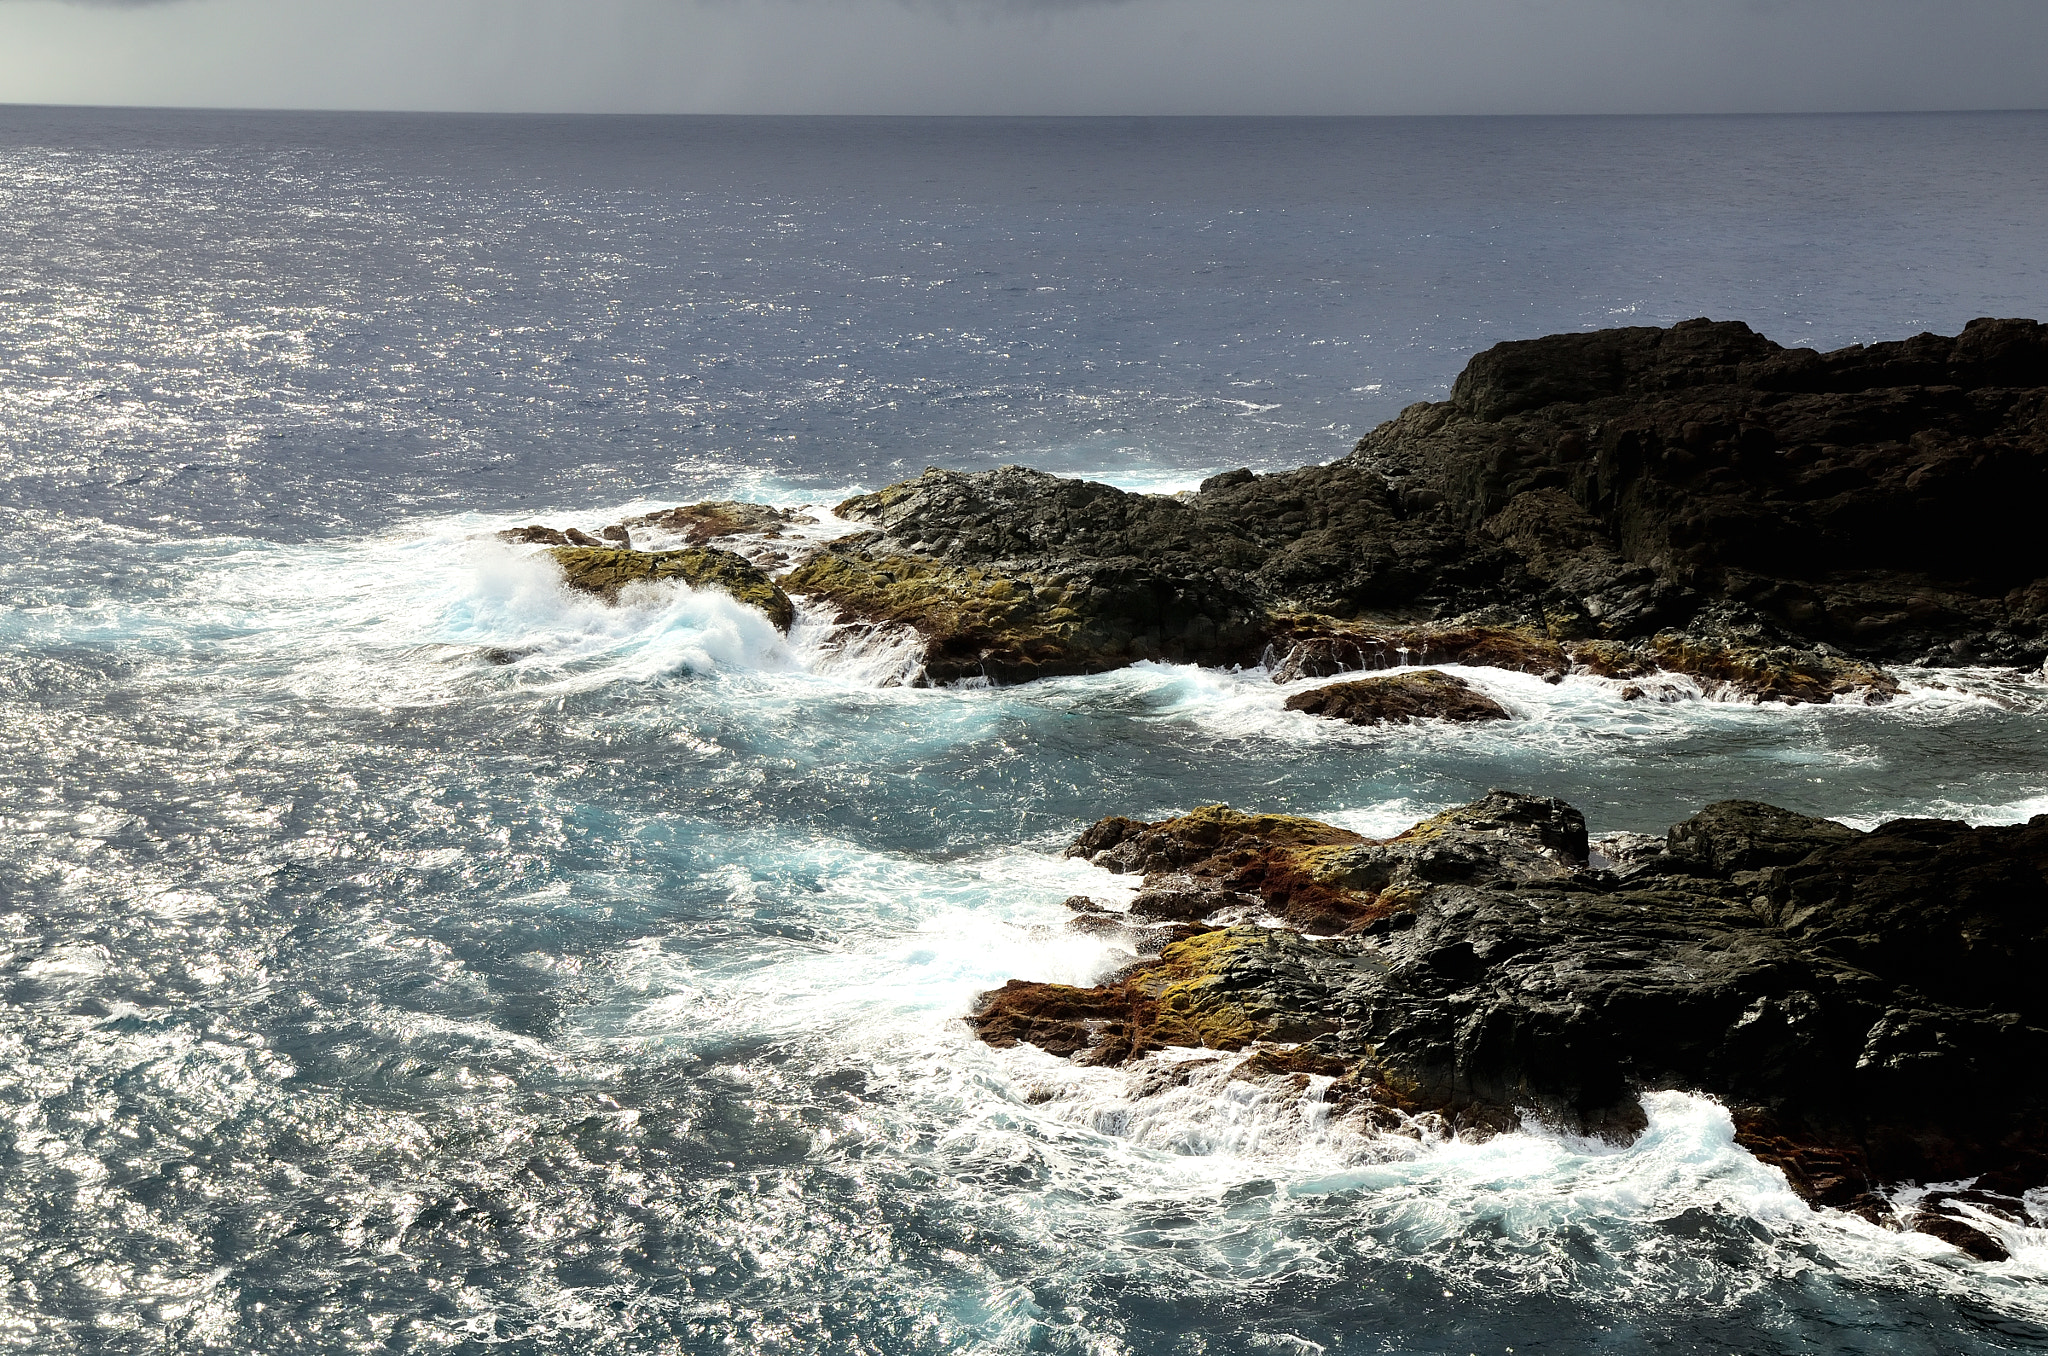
xmin=1283 ymin=669 xmax=1510 ymax=725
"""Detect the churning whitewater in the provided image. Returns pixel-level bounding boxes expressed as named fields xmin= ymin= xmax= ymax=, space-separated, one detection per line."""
xmin=5 ymin=108 xmax=2048 ymax=1354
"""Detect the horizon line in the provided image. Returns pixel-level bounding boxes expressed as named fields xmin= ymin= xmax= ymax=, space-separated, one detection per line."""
xmin=6 ymin=101 xmax=2048 ymax=122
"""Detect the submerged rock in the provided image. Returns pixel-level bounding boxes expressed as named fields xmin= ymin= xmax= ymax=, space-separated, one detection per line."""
xmin=781 ymin=318 xmax=2048 ymax=692
xmin=1283 ymin=669 xmax=1511 ymax=726
xmin=545 ymin=545 xmax=796 ymax=630
xmin=977 ymin=791 xmax=2048 ymax=1251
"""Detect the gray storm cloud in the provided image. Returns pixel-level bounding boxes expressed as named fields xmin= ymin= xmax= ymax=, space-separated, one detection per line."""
xmin=0 ymin=0 xmax=2044 ymax=114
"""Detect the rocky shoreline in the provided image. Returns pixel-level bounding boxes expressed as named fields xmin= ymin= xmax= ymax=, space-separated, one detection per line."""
xmin=497 ymin=316 xmax=2048 ymax=703
xmin=976 ymin=792 xmax=2048 ymax=1261
xmin=481 ymin=318 xmax=2048 ymax=1258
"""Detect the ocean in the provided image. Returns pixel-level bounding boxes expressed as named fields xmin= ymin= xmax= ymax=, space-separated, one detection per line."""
xmin=4 ymin=106 xmax=2048 ymax=1353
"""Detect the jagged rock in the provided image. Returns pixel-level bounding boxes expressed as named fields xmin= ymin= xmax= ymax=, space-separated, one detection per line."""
xmin=1362 ymin=316 xmax=2048 ymax=665
xmin=782 ymin=319 xmax=2048 ymax=689
xmin=1200 ymin=467 xmax=1258 ymax=493
xmin=974 ymin=927 xmax=1354 ymax=1067
xmin=1260 ymin=622 xmax=1899 ymax=704
xmin=778 ymin=542 xmax=1196 ymax=683
xmin=1128 ymin=874 xmax=1263 ymax=921
xmin=1063 ymin=803 xmax=1374 ymax=933
xmin=624 ymin=500 xmax=803 ymax=546
xmin=1906 ymin=1209 xmax=2011 ymax=1262
xmin=499 ymin=525 xmax=571 ymax=546
xmin=1283 ymin=670 xmax=1511 ymax=726
xmin=545 ymin=546 xmax=796 ymax=630
xmin=1663 ymin=800 xmax=1859 ymax=874
xmin=975 ymin=792 xmax=2048 ymax=1251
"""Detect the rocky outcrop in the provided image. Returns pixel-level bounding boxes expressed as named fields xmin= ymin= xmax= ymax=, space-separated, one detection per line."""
xmin=974 ymin=792 xmax=2048 ymax=1258
xmin=544 ymin=546 xmax=796 ymax=630
xmin=1361 ymin=316 xmax=2048 ymax=664
xmin=781 ymin=318 xmax=2048 ymax=692
xmin=1283 ymin=670 xmax=1511 ymax=726
xmin=622 ymin=500 xmax=804 ymax=547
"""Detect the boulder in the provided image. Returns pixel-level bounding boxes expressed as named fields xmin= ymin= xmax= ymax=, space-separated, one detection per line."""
xmin=1283 ymin=669 xmax=1511 ymax=726
xmin=499 ymin=524 xmax=572 ymax=546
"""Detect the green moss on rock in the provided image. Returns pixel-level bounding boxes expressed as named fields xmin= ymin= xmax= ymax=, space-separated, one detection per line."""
xmin=547 ymin=546 xmax=795 ymax=631
xmin=779 ymin=548 xmax=1104 ymax=681
xmin=1647 ymin=633 xmax=1900 ymax=705
xmin=1284 ymin=669 xmax=1512 ymax=726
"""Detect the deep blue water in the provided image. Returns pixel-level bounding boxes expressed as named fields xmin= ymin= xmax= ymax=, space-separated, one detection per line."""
xmin=4 ymin=108 xmax=2048 ymax=1354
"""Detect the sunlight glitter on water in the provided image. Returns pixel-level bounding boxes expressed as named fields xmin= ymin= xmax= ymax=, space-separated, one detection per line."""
xmin=8 ymin=107 xmax=2048 ymax=1354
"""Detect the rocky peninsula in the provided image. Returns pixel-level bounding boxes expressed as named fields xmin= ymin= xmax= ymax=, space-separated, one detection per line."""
xmin=977 ymin=792 xmax=2048 ymax=1261
xmin=487 ymin=319 xmax=2048 ymax=1256
xmin=502 ymin=316 xmax=2048 ymax=704
xmin=779 ymin=316 xmax=2047 ymax=697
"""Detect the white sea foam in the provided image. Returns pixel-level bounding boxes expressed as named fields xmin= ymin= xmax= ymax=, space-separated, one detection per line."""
xmin=582 ymin=819 xmax=2048 ymax=1337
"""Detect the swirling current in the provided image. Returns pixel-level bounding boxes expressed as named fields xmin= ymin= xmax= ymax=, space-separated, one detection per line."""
xmin=4 ymin=108 xmax=2048 ymax=1354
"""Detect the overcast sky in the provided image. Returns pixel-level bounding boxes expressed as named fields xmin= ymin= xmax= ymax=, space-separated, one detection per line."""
xmin=1 ymin=0 xmax=2045 ymax=116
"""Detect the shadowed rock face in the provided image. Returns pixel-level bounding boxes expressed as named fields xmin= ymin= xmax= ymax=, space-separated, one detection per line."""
xmin=781 ymin=318 xmax=2048 ymax=690
xmin=1365 ymin=316 xmax=2048 ymax=660
xmin=974 ymin=792 xmax=2048 ymax=1256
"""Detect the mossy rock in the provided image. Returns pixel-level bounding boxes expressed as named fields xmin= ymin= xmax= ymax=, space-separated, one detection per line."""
xmin=1067 ymin=804 xmax=1382 ymax=934
xmin=1284 ymin=669 xmax=1511 ymax=726
xmin=1266 ymin=619 xmax=1570 ymax=684
xmin=780 ymin=548 xmax=1102 ymax=681
xmin=1647 ymin=633 xmax=1900 ymax=704
xmin=546 ymin=546 xmax=795 ymax=631
xmin=970 ymin=925 xmax=1341 ymax=1064
xmin=1144 ymin=803 xmax=1370 ymax=853
xmin=623 ymin=500 xmax=798 ymax=545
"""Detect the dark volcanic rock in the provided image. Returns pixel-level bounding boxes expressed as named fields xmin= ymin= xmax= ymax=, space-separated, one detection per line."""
xmin=624 ymin=500 xmax=802 ymax=546
xmin=1906 ymin=1210 xmax=2010 ymax=1263
xmin=545 ymin=546 xmax=796 ymax=630
xmin=1267 ymin=626 xmax=1570 ymax=683
xmin=781 ymin=318 xmax=2048 ymax=688
xmin=1664 ymin=799 xmax=1858 ymax=874
xmin=499 ymin=524 xmax=572 ymax=546
xmin=1362 ymin=316 xmax=2048 ymax=665
xmin=975 ymin=792 xmax=2048 ymax=1251
xmin=1284 ymin=669 xmax=1512 ymax=726
xmin=778 ymin=466 xmax=1280 ymax=682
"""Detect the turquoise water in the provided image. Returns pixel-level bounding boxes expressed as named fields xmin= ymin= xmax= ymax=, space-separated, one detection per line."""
xmin=4 ymin=108 xmax=2048 ymax=1353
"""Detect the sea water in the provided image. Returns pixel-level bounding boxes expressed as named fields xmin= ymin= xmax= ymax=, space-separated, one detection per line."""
xmin=3 ymin=108 xmax=2048 ymax=1354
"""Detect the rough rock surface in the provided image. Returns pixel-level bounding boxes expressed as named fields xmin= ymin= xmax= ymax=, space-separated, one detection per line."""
xmin=781 ymin=318 xmax=2048 ymax=691
xmin=975 ymin=792 xmax=2048 ymax=1257
xmin=544 ymin=546 xmax=796 ymax=630
xmin=1284 ymin=669 xmax=1512 ymax=726
xmin=623 ymin=500 xmax=803 ymax=546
